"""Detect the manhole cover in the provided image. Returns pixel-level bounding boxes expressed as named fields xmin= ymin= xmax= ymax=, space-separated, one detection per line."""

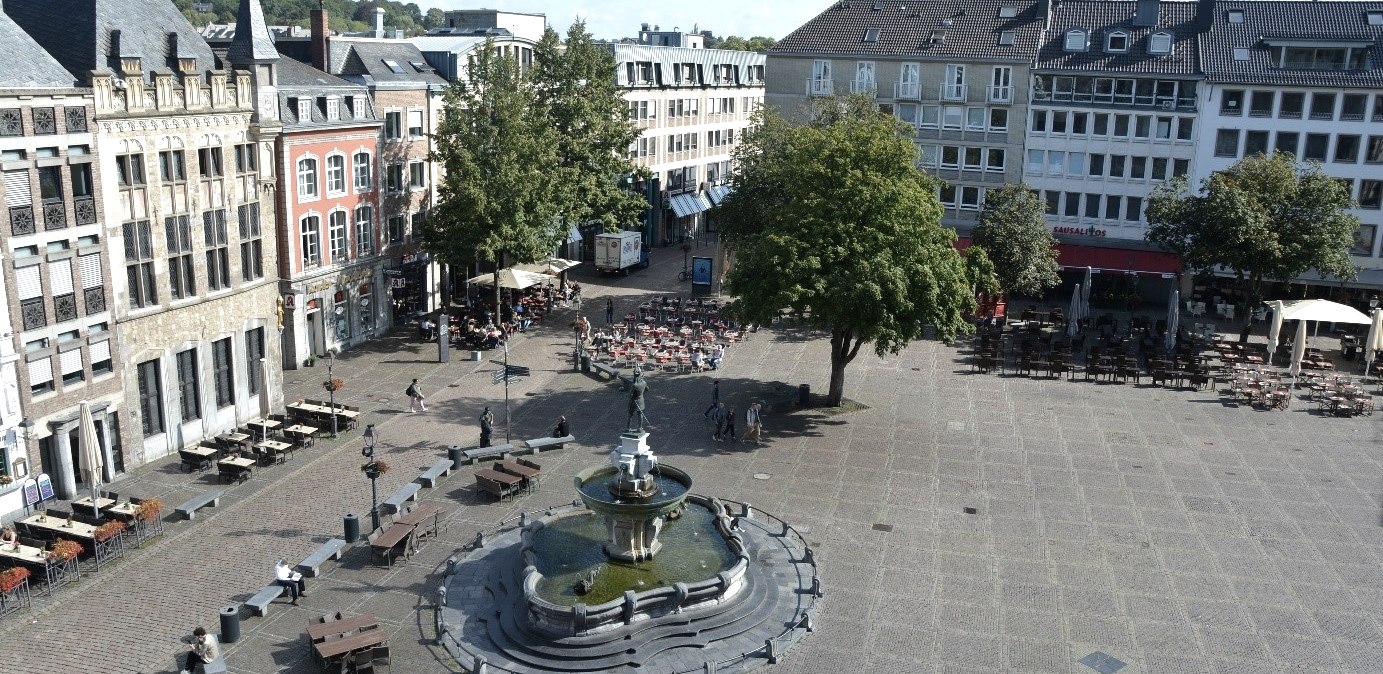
xmin=962 ymin=507 xmax=978 ymax=515
xmin=1078 ymin=651 xmax=1127 ymax=674
xmin=753 ymin=473 xmax=771 ymax=480
xmin=871 ymin=523 xmax=893 ymax=532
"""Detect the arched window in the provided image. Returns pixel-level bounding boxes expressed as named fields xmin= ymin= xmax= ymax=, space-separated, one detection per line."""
xmin=300 ymin=215 xmax=321 ymax=267
xmin=353 ymin=151 xmax=372 ymax=191
xmin=297 ymin=157 xmax=318 ymax=199
xmin=1064 ymin=29 xmax=1088 ymax=52
xmin=325 ymin=154 xmax=346 ymax=194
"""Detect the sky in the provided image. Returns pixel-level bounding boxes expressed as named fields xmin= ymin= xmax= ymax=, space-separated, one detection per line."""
xmin=429 ymin=0 xmax=830 ymax=42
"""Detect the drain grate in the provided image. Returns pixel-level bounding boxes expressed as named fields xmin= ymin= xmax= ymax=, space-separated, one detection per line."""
xmin=962 ymin=507 xmax=978 ymax=515
xmin=871 ymin=523 xmax=894 ymax=533
xmin=1078 ymin=651 xmax=1127 ymax=674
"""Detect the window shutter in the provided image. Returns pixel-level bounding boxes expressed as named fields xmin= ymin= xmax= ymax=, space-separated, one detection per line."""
xmin=4 ymin=170 xmax=31 ymax=207
xmin=27 ymin=357 xmax=53 ymax=384
xmin=407 ymin=109 xmax=423 ymax=129
xmin=90 ymin=340 xmax=111 ymax=363
xmin=15 ymin=265 xmax=42 ymax=299
xmin=49 ymin=258 xmax=74 ymax=295
xmin=79 ymin=254 xmax=102 ymax=288
xmin=60 ymin=349 xmax=83 ymax=375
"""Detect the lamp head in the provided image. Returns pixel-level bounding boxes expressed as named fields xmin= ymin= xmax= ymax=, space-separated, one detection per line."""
xmin=1370 ymin=294 xmax=1379 ymax=309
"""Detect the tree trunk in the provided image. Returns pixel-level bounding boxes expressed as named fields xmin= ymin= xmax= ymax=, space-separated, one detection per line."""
xmin=825 ymin=328 xmax=861 ymax=407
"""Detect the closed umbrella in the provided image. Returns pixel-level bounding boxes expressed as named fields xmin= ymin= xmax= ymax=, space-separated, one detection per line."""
xmin=78 ymin=401 xmax=103 ymax=505
xmin=1164 ymin=289 xmax=1179 ymax=353
xmin=1081 ymin=267 xmax=1093 ymax=320
xmin=258 ymin=358 xmax=273 ymax=440
xmin=1288 ymin=319 xmax=1307 ymax=378
xmin=1265 ymin=300 xmax=1284 ymax=366
xmin=1067 ymin=284 xmax=1082 ymax=338
xmin=1364 ymin=308 xmax=1382 ymax=378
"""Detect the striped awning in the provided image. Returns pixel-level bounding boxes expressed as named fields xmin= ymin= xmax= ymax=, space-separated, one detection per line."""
xmin=706 ymin=184 xmax=732 ymax=205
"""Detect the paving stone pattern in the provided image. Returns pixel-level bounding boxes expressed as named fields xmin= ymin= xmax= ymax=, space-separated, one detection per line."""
xmin=0 ymin=239 xmax=1380 ymax=674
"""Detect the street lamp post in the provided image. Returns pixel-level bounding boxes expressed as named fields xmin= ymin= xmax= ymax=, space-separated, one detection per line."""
xmin=326 ymin=350 xmax=338 ymax=437
xmin=362 ymin=424 xmax=380 ymax=531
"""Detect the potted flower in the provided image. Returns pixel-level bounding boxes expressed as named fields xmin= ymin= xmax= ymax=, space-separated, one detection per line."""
xmin=323 ymin=378 xmax=345 ymax=393
xmin=135 ymin=497 xmax=164 ymax=522
xmin=361 ymin=460 xmax=390 ymax=477
xmin=93 ymin=520 xmax=126 ymax=543
xmin=0 ymin=567 xmax=29 ymax=593
xmin=0 ymin=474 xmax=12 ymax=486
xmin=47 ymin=539 xmax=83 ymax=562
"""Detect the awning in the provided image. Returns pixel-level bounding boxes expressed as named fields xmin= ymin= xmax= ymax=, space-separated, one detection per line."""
xmin=1057 ymin=244 xmax=1181 ymax=277
xmin=668 ymin=192 xmax=713 ymax=218
xmin=706 ymin=184 xmax=732 ymax=205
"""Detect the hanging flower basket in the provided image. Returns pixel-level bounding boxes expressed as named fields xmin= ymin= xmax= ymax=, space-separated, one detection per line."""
xmin=0 ymin=474 xmax=12 ymax=486
xmin=323 ymin=378 xmax=346 ymax=393
xmin=0 ymin=567 xmax=29 ymax=592
xmin=93 ymin=520 xmax=127 ymax=542
xmin=361 ymin=460 xmax=389 ymax=476
xmin=135 ymin=498 xmax=164 ymax=522
xmin=47 ymin=540 xmax=83 ymax=562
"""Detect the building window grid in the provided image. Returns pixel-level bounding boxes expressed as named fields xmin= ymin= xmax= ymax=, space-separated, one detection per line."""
xmin=123 ymin=219 xmax=157 ymax=309
xmin=353 ymin=151 xmax=371 ymax=190
xmin=355 ymin=205 xmax=374 ymax=257
xmin=212 ymin=338 xmax=233 ymax=409
xmin=328 ymin=210 xmax=349 ymax=262
xmin=137 ymin=358 xmax=163 ymax=437
xmin=203 ymin=209 xmax=230 ymax=291
xmin=301 ymin=215 xmax=322 ymax=267
xmin=175 ymin=348 xmax=200 ymax=421
xmin=165 ymin=214 xmax=195 ymax=300
xmin=246 ymin=327 xmax=265 ymax=395
xmin=325 ymin=154 xmax=346 ymax=194
xmin=238 ymin=203 xmax=263 ymax=281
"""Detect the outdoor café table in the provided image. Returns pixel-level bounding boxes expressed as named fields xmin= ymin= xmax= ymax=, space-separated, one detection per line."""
xmin=184 ymin=444 xmax=219 ymax=463
xmin=255 ymin=440 xmax=293 ymax=464
xmin=72 ymin=496 xmax=115 ymax=514
xmin=307 ymin=613 xmax=378 ymax=642
xmin=476 ymin=467 xmax=522 ymax=492
xmin=19 ymin=514 xmax=120 ymax=571
xmin=0 ymin=542 xmax=78 ymax=596
xmin=248 ymin=419 xmax=281 ymax=433
xmin=313 ymin=627 xmax=388 ymax=664
xmin=395 ymin=504 xmax=443 ymax=539
xmin=219 ymin=456 xmax=255 ymax=482
xmin=284 ymin=424 xmax=319 ymax=446
xmin=371 ymin=523 xmax=416 ymax=566
xmin=499 ymin=461 xmax=540 ymax=491
xmin=221 ymin=432 xmax=251 ymax=449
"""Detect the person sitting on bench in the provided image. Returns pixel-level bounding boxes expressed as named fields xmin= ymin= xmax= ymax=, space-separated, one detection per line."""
xmin=179 ymin=626 xmax=220 ymax=674
xmin=275 ymin=558 xmax=307 ymax=604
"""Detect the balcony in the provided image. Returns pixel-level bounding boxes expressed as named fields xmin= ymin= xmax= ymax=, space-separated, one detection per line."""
xmin=74 ymin=196 xmax=97 ymax=225
xmin=850 ymin=80 xmax=877 ymax=95
xmin=895 ymin=82 xmax=920 ymax=100
xmin=84 ymin=286 xmax=106 ymax=315
xmin=806 ymin=78 xmax=834 ymax=97
xmin=988 ymin=85 xmax=1013 ymax=103
xmin=941 ymin=83 xmax=968 ymax=101
xmin=9 ymin=205 xmax=34 ymax=236
xmin=43 ymin=201 xmax=66 ymax=230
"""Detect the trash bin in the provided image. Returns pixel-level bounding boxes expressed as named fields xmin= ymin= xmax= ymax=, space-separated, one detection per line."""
xmin=798 ymin=384 xmax=810 ymax=407
xmin=448 ymin=445 xmax=464 ymax=470
xmin=581 ymin=354 xmax=591 ymax=373
xmin=219 ymin=606 xmax=240 ymax=643
xmin=343 ymin=513 xmax=360 ymax=544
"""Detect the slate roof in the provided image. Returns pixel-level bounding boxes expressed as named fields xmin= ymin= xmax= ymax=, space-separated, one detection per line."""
xmin=227 ymin=0 xmax=279 ymax=65
xmin=770 ymin=0 xmax=1045 ymax=62
xmin=1037 ymin=0 xmax=1201 ymax=75
xmin=1202 ymin=0 xmax=1383 ymax=87
xmin=328 ymin=38 xmax=448 ymax=88
xmin=276 ymin=57 xmax=379 ymax=129
xmin=3 ymin=0 xmax=216 ymax=85
xmin=0 ymin=11 xmax=79 ymax=87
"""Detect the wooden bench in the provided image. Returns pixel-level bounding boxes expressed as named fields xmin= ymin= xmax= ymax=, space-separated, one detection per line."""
xmin=476 ymin=468 xmax=524 ymax=501
xmin=174 ymin=489 xmax=224 ymax=520
xmin=589 ymin=362 xmax=635 ymax=389
xmin=295 ymin=538 xmax=347 ymax=578
xmin=379 ymin=482 xmax=421 ymax=515
xmin=523 ymin=435 xmax=574 ymax=454
xmin=460 ymin=443 xmax=514 ymax=464
xmin=415 ymin=458 xmax=453 ymax=488
xmin=368 ymin=524 xmax=415 ymax=566
xmin=497 ymin=458 xmax=541 ymax=491
xmin=244 ymin=584 xmax=285 ymax=617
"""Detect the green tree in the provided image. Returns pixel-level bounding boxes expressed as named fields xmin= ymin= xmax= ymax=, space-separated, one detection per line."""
xmin=423 ymin=7 xmax=445 ymax=29
xmin=711 ymin=35 xmax=776 ymax=52
xmin=718 ymin=95 xmax=975 ymax=406
xmin=1146 ymin=152 xmax=1358 ymax=306
xmin=969 ymin=184 xmax=1061 ymax=297
xmin=964 ymin=246 xmax=1001 ymax=299
xmin=424 ymin=41 xmax=562 ymax=311
xmin=531 ymin=21 xmax=645 ymax=233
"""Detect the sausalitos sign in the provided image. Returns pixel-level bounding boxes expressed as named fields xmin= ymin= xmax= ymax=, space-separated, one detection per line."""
xmin=1051 ymin=225 xmax=1107 ymax=237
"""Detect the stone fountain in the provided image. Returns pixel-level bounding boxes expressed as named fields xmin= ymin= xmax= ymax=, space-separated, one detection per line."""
xmin=574 ymin=431 xmax=690 ymax=562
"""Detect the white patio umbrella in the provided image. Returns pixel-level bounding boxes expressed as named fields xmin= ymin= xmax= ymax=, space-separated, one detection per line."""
xmin=258 ymin=358 xmax=273 ymax=440
xmin=1265 ymin=300 xmax=1284 ymax=366
xmin=1080 ymin=267 xmax=1093 ymax=320
xmin=1364 ymin=308 xmax=1382 ymax=378
xmin=1164 ymin=289 xmax=1180 ymax=353
xmin=466 ymin=268 xmax=549 ymax=290
xmin=78 ymin=401 xmax=103 ymax=506
xmin=1288 ymin=319 xmax=1308 ymax=378
xmin=1275 ymin=299 xmax=1372 ymax=325
xmin=514 ymin=257 xmax=582 ymax=276
xmin=1067 ymin=284 xmax=1082 ymax=338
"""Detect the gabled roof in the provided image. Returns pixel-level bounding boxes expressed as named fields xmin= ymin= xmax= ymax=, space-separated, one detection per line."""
xmin=1202 ymin=0 xmax=1383 ymax=87
xmin=770 ymin=0 xmax=1045 ymax=62
xmin=227 ymin=0 xmax=279 ymax=65
xmin=277 ymin=57 xmax=379 ymax=129
xmin=3 ymin=0 xmax=216 ymax=85
xmin=328 ymin=38 xmax=448 ymax=88
xmin=1037 ymin=0 xmax=1201 ymax=76
xmin=0 ymin=11 xmax=79 ymax=87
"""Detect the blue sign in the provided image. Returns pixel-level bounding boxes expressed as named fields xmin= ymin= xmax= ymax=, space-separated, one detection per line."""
xmin=22 ymin=480 xmax=39 ymax=507
xmin=691 ymin=257 xmax=713 ymax=286
xmin=36 ymin=473 xmax=53 ymax=501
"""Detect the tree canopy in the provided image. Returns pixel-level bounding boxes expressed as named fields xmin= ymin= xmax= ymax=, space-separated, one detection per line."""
xmin=717 ymin=95 xmax=975 ymax=406
xmin=706 ymin=35 xmax=777 ymax=52
xmin=1145 ymin=152 xmax=1358 ymax=301
xmin=176 ymin=0 xmax=428 ymax=35
xmin=969 ymin=184 xmax=1061 ymax=297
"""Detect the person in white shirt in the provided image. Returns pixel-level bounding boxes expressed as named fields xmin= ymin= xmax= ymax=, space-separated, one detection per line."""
xmin=180 ymin=626 xmax=220 ymax=674
xmin=274 ymin=558 xmax=306 ymax=603
xmin=710 ymin=344 xmax=725 ymax=370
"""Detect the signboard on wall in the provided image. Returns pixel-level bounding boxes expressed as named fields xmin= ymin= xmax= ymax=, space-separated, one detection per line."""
xmin=691 ymin=256 xmax=713 ymax=286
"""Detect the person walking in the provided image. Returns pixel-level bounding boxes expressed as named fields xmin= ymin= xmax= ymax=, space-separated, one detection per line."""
xmin=722 ymin=406 xmax=738 ymax=443
xmin=605 ymin=297 xmax=615 ymax=325
xmin=274 ymin=558 xmax=307 ymax=603
xmin=744 ymin=403 xmax=763 ymax=446
xmin=703 ymin=380 xmax=721 ymax=417
xmin=406 ymin=378 xmax=426 ymax=413
xmin=711 ymin=402 xmax=727 ymax=442
xmin=179 ymin=626 xmax=220 ymax=674
xmin=479 ymin=406 xmax=495 ymax=447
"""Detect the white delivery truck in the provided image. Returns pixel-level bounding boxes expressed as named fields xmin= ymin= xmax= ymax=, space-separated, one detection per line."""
xmin=594 ymin=230 xmax=648 ymax=275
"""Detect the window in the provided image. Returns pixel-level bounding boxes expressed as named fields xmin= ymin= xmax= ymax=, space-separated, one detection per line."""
xmin=1064 ymin=191 xmax=1080 ymax=217
xmin=1369 ymin=11 xmax=1383 ymax=25
xmin=385 ymin=111 xmax=402 ymax=139
xmin=201 ymin=209 xmax=229 ymax=291
xmin=165 ymin=215 xmax=195 ymax=300
xmin=939 ymin=185 xmax=956 ymax=208
xmin=123 ymin=220 xmax=157 ymax=308
xmin=1244 ymin=130 xmax=1270 ymax=156
xmin=1310 ymin=93 xmax=1336 ymax=120
xmin=1093 ymin=113 xmax=1109 ymax=136
xmin=159 ymin=150 xmax=186 ymax=182
xmin=1105 ymin=195 xmax=1122 ymax=220
xmin=989 ymin=108 xmax=1008 ymax=130
xmin=175 ymin=349 xmax=200 ymax=421
xmin=1066 ymin=152 xmax=1085 ymax=175
xmin=1367 ymin=137 xmax=1383 ymax=162
xmin=212 ymin=338 xmax=233 ymax=408
xmin=90 ymin=339 xmax=112 ymax=376
xmin=1089 ymin=153 xmax=1105 ymax=177
xmin=1277 ymin=131 xmax=1301 ymax=156
xmin=963 ymin=147 xmax=983 ymax=170
xmin=918 ymin=144 xmax=938 ymax=167
xmin=1173 ymin=159 xmax=1189 ymax=177
xmin=1279 ymin=92 xmax=1304 ymax=119
xmin=1051 ymin=111 xmax=1068 ymax=134
xmin=1071 ymin=113 xmax=1088 ymax=135
xmin=355 ymin=205 xmax=374 ymax=257
xmin=382 ymin=58 xmax=405 ymax=74
xmin=198 ymin=147 xmax=223 ymax=177
xmin=116 ymin=154 xmax=145 ymax=187
xmin=1221 ymin=90 xmax=1244 ymax=115
xmin=353 ymin=152 xmax=371 ymax=190
xmin=1228 ymin=10 xmax=1244 ymax=23
xmin=297 ymin=157 xmax=318 ymax=198
xmin=920 ymin=105 xmax=939 ymax=128
xmin=999 ymin=30 xmax=1015 ymax=46
xmin=1109 ymin=155 xmax=1126 ymax=178
xmin=1335 ymin=135 xmax=1361 ymax=163
xmin=238 ymin=203 xmax=262 ymax=281
xmin=1215 ymin=129 xmax=1241 ymax=157
xmin=301 ymin=215 xmax=321 ymax=267
xmin=1044 ymin=191 xmax=1060 ymax=215
xmin=941 ymin=146 xmax=959 ymax=169
xmin=1130 ymin=156 xmax=1147 ymax=179
xmin=1134 ymin=116 xmax=1151 ymax=139
xmin=1177 ymin=117 xmax=1194 ymax=140
xmin=863 ymin=28 xmax=880 ymax=43
xmin=388 ymin=215 xmax=406 ymax=243
xmin=1030 ymin=109 xmax=1047 ymax=132
xmin=234 ymin=143 xmax=256 ymax=173
xmin=1106 ymin=31 xmax=1129 ymax=53
xmin=1126 ymin=196 xmax=1143 ymax=221
xmin=998 ymin=6 xmax=1018 ymax=18
xmin=70 ymin=163 xmax=93 ymax=199
xmin=1148 ymin=32 xmax=1172 ymax=55
xmin=986 ymin=149 xmax=1005 ymax=172
xmin=1304 ymin=134 xmax=1330 ymax=161
xmin=297 ymin=98 xmax=311 ymax=121
xmin=246 ymin=327 xmax=265 ymax=396
xmin=136 ymin=359 xmax=164 ymax=436
xmin=1353 ymin=224 xmax=1377 ymax=256
xmin=1113 ymin=114 xmax=1130 ymax=137
xmin=325 ymin=154 xmax=346 ymax=194
xmin=1342 ymin=94 xmax=1367 ymax=121
xmin=329 ymin=210 xmax=349 ymax=261
xmin=326 ymin=97 xmax=340 ymax=121
xmin=386 ymin=163 xmax=404 ymax=192
xmin=959 ymin=186 xmax=981 ymax=211
xmin=38 ymin=166 xmax=62 ymax=204
xmin=942 ymin=106 xmax=963 ymax=129
xmin=1360 ymin=180 xmax=1382 ymax=208
xmin=1152 ymin=157 xmax=1168 ymax=180
xmin=1085 ymin=193 xmax=1101 ymax=218
xmin=1249 ymin=91 xmax=1275 ymax=117
xmin=1155 ymin=117 xmax=1172 ymax=139
xmin=1026 ymin=149 xmax=1044 ymax=174
xmin=1064 ymin=29 xmax=1088 ymax=52
xmin=965 ymin=107 xmax=986 ymax=131
xmin=408 ymin=110 xmax=424 ymax=137
xmin=1047 ymin=150 xmax=1065 ymax=175
xmin=409 ymin=161 xmax=426 ymax=189
xmin=1234 ymin=48 xmax=1251 ymax=61
xmin=410 ymin=212 xmax=425 ymax=243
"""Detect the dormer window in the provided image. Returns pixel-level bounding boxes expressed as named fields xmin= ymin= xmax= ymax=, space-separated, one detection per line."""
xmin=326 ymin=97 xmax=340 ymax=121
xmin=1148 ymin=32 xmax=1173 ymax=55
xmin=1064 ymin=29 xmax=1088 ymax=52
xmin=1106 ymin=31 xmax=1129 ymax=53
xmin=1368 ymin=11 xmax=1383 ymax=25
xmin=998 ymin=6 xmax=1018 ymax=18
xmin=863 ymin=28 xmax=880 ymax=43
xmin=1227 ymin=10 xmax=1244 ymax=23
xmin=297 ymin=98 xmax=311 ymax=121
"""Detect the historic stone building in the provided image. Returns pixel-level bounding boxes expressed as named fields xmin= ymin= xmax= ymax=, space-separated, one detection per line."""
xmin=6 ymin=0 xmax=284 ymax=466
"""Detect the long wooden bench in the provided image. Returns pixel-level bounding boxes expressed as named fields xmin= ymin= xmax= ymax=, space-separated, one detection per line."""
xmin=590 ymin=362 xmax=635 ymax=389
xmin=295 ymin=538 xmax=347 ymax=578
xmin=415 ymin=458 xmax=453 ymax=488
xmin=244 ymin=584 xmax=285 ymax=617
xmin=460 ymin=443 xmax=513 ymax=464
xmin=174 ymin=488 xmax=224 ymax=520
xmin=524 ymin=435 xmax=574 ymax=454
xmin=379 ymin=482 xmax=421 ymax=515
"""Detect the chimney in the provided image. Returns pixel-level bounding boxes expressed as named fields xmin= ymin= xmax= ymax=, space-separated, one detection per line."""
xmin=1132 ymin=0 xmax=1160 ymax=27
xmin=311 ymin=1 xmax=329 ymax=72
xmin=374 ymin=7 xmax=386 ymax=38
